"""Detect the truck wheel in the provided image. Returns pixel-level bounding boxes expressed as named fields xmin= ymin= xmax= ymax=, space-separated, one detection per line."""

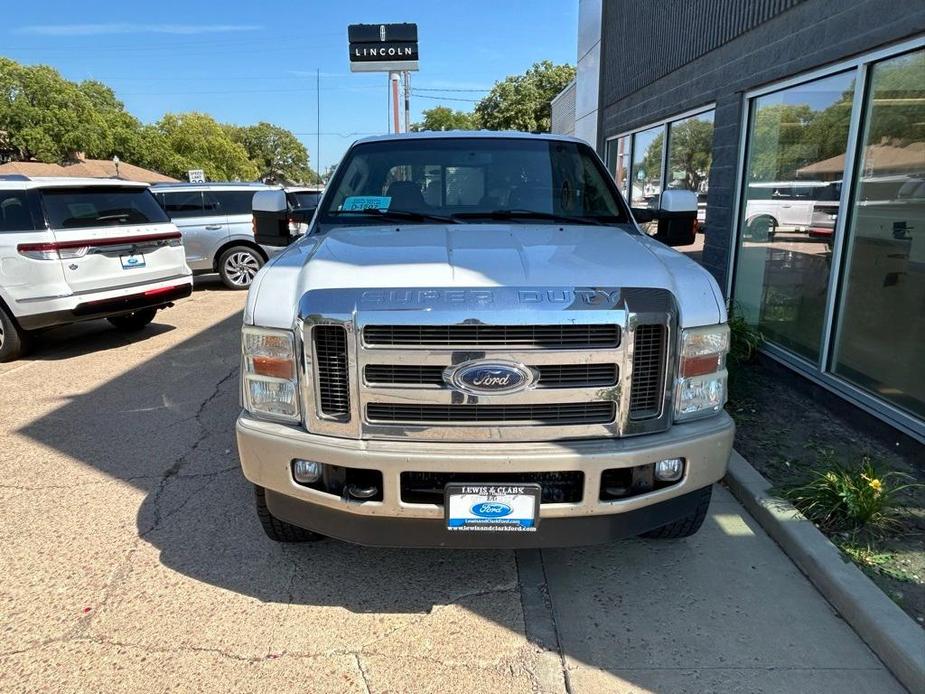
xmin=254 ymin=485 xmax=324 ymax=543
xmin=108 ymin=307 xmax=158 ymax=331
xmin=219 ymin=246 xmax=264 ymax=290
xmin=640 ymin=485 xmax=712 ymax=539
xmin=0 ymin=304 xmax=33 ymax=362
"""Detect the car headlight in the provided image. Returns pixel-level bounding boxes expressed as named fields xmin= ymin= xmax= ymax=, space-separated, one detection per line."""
xmin=242 ymin=326 xmax=300 ymax=422
xmin=674 ymin=324 xmax=729 ymax=422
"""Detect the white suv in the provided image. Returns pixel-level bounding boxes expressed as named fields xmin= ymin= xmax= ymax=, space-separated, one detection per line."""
xmin=0 ymin=176 xmax=193 ymax=361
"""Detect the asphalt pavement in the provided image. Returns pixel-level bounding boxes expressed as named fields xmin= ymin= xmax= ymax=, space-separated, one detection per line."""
xmin=0 ymin=278 xmax=904 ymax=693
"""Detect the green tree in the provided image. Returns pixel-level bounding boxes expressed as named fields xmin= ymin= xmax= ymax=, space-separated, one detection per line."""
xmin=226 ymin=121 xmax=318 ymax=183
xmin=666 ymin=118 xmax=714 ymax=192
xmin=0 ymin=58 xmax=113 ymax=162
xmin=410 ymin=106 xmax=477 ymax=132
xmin=77 ymin=79 xmax=144 ymax=159
xmin=149 ymin=112 xmax=258 ymax=181
xmin=474 ymin=60 xmax=575 ymax=132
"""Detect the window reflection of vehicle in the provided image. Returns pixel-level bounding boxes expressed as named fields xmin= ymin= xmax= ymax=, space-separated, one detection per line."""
xmin=744 ymin=180 xmax=841 ymax=239
xmin=853 ymin=174 xmax=923 ymax=242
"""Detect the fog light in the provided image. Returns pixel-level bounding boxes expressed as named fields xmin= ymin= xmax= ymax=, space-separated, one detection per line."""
xmin=292 ymin=459 xmax=322 ymax=484
xmin=654 ymin=458 xmax=684 ymax=482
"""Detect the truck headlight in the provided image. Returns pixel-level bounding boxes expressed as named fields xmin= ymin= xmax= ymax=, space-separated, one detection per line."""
xmin=674 ymin=324 xmax=729 ymax=422
xmin=242 ymin=326 xmax=300 ymax=422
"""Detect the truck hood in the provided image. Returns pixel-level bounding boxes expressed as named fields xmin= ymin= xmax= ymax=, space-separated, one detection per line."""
xmin=245 ymin=223 xmax=725 ymax=328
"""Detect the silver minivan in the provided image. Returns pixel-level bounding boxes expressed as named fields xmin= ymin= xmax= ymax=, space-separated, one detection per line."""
xmin=152 ymin=182 xmax=276 ymax=289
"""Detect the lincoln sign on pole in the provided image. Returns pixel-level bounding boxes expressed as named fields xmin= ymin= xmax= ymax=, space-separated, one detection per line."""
xmin=348 ymin=23 xmax=419 ymax=72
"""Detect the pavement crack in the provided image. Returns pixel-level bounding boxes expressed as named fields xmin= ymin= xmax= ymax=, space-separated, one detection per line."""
xmin=138 ymin=364 xmax=238 ymax=537
xmin=354 ymin=653 xmax=372 ymax=694
xmin=537 ymin=550 xmax=573 ymax=694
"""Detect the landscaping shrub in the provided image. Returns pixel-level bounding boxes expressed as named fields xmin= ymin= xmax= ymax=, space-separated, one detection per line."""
xmin=783 ymin=453 xmax=917 ymax=536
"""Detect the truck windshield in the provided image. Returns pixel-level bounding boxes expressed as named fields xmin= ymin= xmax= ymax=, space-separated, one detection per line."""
xmin=318 ymin=137 xmax=628 ymax=226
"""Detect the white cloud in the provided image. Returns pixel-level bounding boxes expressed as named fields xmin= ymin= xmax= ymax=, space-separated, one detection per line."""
xmin=15 ymin=23 xmax=262 ymax=36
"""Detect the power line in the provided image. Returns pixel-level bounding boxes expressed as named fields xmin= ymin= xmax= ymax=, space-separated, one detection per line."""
xmin=115 ymin=85 xmax=388 ymax=96
xmin=411 ymin=87 xmax=491 ymax=93
xmin=411 ymin=92 xmax=481 ymax=103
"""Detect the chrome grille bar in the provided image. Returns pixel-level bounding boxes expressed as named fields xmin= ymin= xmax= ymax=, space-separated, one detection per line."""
xmin=298 ymin=286 xmax=677 ymax=442
xmin=363 ymin=323 xmax=620 ymax=349
xmin=364 ymin=363 xmax=618 ymax=388
xmin=367 ymin=402 xmax=616 ymax=425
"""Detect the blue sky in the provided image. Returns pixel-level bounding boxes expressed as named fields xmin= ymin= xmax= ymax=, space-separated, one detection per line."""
xmin=3 ymin=1 xmax=578 ymax=173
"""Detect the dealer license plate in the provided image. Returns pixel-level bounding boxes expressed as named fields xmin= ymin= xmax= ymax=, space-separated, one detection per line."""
xmin=445 ymin=483 xmax=540 ymax=532
xmin=120 ymin=253 xmax=146 ymax=270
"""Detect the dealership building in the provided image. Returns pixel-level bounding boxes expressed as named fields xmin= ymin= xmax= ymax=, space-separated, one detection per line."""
xmin=555 ymin=0 xmax=925 ymax=440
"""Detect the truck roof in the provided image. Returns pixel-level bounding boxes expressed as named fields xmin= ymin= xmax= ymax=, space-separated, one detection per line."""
xmin=0 ymin=176 xmax=150 ymax=191
xmin=354 ymin=130 xmax=588 ymax=145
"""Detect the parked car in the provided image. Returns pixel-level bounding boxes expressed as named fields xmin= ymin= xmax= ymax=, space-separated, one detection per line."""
xmin=744 ymin=180 xmax=841 ymax=239
xmin=151 ymin=182 xmax=278 ymax=289
xmin=237 ymin=131 xmax=734 ymax=548
xmin=0 ymin=175 xmax=192 ymax=361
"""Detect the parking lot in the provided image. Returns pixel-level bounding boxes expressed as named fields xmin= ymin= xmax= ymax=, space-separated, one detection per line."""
xmin=0 ymin=280 xmax=904 ymax=693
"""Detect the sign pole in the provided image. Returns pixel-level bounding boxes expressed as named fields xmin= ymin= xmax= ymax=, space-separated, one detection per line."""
xmin=390 ymin=72 xmax=401 ymax=134
xmin=403 ymin=71 xmax=411 ymax=132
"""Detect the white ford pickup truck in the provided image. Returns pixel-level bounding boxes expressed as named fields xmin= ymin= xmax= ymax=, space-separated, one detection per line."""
xmin=236 ymin=131 xmax=734 ymax=548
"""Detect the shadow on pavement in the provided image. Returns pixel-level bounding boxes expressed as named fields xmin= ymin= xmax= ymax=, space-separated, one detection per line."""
xmin=17 ymin=309 xmax=519 ymax=617
xmin=21 ymin=321 xmax=176 ymax=362
xmin=15 ymin=298 xmax=892 ymax=692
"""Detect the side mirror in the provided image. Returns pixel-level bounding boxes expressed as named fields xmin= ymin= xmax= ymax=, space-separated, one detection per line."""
xmin=252 ymin=190 xmax=293 ymax=247
xmin=654 ymin=190 xmax=697 ymax=247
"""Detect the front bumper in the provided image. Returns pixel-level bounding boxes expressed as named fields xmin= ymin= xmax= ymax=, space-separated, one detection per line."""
xmin=236 ymin=412 xmax=735 ymax=548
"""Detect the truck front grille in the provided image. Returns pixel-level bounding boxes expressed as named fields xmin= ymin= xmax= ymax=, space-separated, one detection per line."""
xmin=400 ymin=471 xmax=584 ymax=505
xmin=302 ymin=287 xmax=675 ymax=441
xmin=364 ymin=363 xmax=618 ymax=388
xmin=363 ymin=323 xmax=620 ymax=349
xmin=367 ymin=402 xmax=615 ymax=425
xmin=313 ymin=325 xmax=350 ymax=419
xmin=629 ymin=323 xmax=666 ymax=419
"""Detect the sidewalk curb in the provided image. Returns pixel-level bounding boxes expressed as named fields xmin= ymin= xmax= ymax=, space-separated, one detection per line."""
xmin=725 ymin=451 xmax=925 ymax=693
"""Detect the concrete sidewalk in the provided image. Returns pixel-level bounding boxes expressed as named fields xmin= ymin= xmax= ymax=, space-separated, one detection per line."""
xmin=0 ymin=283 xmax=904 ymax=693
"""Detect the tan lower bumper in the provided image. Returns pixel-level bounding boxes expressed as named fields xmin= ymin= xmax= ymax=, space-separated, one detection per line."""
xmin=236 ymin=412 xmax=735 ymax=520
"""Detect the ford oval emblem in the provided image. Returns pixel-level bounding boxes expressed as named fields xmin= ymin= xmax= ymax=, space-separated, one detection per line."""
xmin=471 ymin=502 xmax=513 ymax=518
xmin=448 ymin=360 xmax=535 ymax=395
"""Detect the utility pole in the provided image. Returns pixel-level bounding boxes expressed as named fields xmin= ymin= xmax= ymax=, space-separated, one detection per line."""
xmin=389 ymin=72 xmax=401 ymax=134
xmin=402 ymin=71 xmax=411 ymax=132
xmin=316 ymin=68 xmax=321 ymax=180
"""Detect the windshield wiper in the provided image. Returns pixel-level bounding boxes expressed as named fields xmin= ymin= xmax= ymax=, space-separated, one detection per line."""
xmin=451 ymin=209 xmax=611 ymax=226
xmin=95 ymin=213 xmax=131 ymax=223
xmin=329 ymin=209 xmax=460 ymax=224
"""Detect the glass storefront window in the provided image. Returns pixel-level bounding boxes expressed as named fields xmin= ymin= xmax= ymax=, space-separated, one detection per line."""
xmin=667 ymin=111 xmax=714 ymax=227
xmin=607 ymin=136 xmax=630 ymax=198
xmin=734 ymin=71 xmax=856 ymax=363
xmin=630 ymin=125 xmax=664 ymax=210
xmin=831 ymin=48 xmax=925 ymax=419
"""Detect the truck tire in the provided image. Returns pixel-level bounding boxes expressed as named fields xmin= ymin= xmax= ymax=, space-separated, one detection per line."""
xmin=219 ymin=246 xmax=264 ymax=290
xmin=0 ymin=304 xmax=31 ymax=362
xmin=108 ymin=307 xmax=158 ymax=331
xmin=640 ymin=485 xmax=712 ymax=539
xmin=254 ymin=485 xmax=324 ymax=542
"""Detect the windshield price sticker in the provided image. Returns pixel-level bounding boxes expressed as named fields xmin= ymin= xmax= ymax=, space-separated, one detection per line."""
xmin=445 ymin=483 xmax=540 ymax=532
xmin=341 ymin=196 xmax=392 ymax=211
